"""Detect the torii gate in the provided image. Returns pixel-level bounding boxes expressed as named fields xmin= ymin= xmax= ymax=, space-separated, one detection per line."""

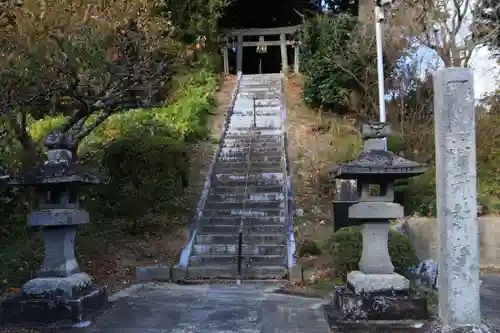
xmin=220 ymin=25 xmax=302 ymax=74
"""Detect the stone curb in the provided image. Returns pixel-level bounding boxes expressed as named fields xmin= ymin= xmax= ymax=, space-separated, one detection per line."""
xmin=135 ymin=266 xmax=172 ymax=282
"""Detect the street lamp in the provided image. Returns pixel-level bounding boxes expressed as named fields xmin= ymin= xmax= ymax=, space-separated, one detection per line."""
xmin=375 ymin=0 xmax=395 ymax=148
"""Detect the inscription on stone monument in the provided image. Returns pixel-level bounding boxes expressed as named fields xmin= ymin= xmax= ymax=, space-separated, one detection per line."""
xmin=434 ymin=68 xmax=480 ymax=327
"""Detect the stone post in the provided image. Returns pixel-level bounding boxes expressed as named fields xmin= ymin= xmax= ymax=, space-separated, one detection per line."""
xmin=433 ymin=68 xmax=481 ymax=327
xmin=236 ymin=34 xmax=243 ymax=73
xmin=280 ymin=33 xmax=288 ymax=73
xmin=294 ymin=44 xmax=299 ymax=73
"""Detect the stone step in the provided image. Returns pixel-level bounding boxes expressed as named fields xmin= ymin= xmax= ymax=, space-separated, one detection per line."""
xmin=211 ymin=178 xmax=283 ymax=187
xmin=223 ymin=134 xmax=282 ymax=142
xmin=185 ymin=265 xmax=287 ymax=280
xmin=233 ymin=109 xmax=281 ymax=116
xmin=201 ymin=225 xmax=286 ymax=234
xmin=195 ymin=233 xmax=240 ymax=244
xmin=212 ymin=174 xmax=283 ymax=187
xmin=201 ymin=208 xmax=284 ymax=219
xmin=189 ymin=255 xmax=239 ymax=266
xmin=234 ymin=100 xmax=280 ymax=107
xmin=207 ymin=192 xmax=285 ymax=202
xmin=199 ymin=216 xmax=286 ymax=226
xmin=226 ymin=127 xmax=282 ymax=134
xmin=220 ymin=141 xmax=282 ymax=150
xmin=232 ymin=109 xmax=281 ymax=116
xmin=241 ymin=233 xmax=287 ymax=244
xmin=226 ymin=129 xmax=283 ymax=137
xmin=238 ymin=88 xmax=279 ymax=94
xmin=209 ymin=185 xmax=283 ymax=195
xmin=238 ymin=87 xmax=279 ymax=92
xmin=228 ymin=120 xmax=281 ymax=129
xmin=220 ymin=143 xmax=282 ymax=150
xmin=240 ymin=82 xmax=280 ymax=87
xmin=214 ymin=172 xmax=283 ymax=180
xmin=193 ymin=243 xmax=238 ymax=255
xmin=219 ymin=147 xmax=282 ymax=156
xmin=239 ymin=86 xmax=279 ymax=91
xmin=243 ymin=244 xmax=287 ymax=256
xmin=217 ymin=155 xmax=282 ymax=164
xmin=203 ymin=200 xmax=285 ymax=211
xmin=234 ymin=96 xmax=280 ymax=103
xmin=244 ymin=244 xmax=287 ymax=256
xmin=192 ymin=243 xmax=287 ymax=256
xmin=186 ymin=265 xmax=238 ymax=279
xmin=189 ymin=255 xmax=286 ymax=267
xmin=213 ymin=163 xmax=282 ymax=174
xmin=195 ymin=233 xmax=286 ymax=244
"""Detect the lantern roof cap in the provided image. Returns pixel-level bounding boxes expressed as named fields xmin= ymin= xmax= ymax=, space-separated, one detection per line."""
xmin=9 ymin=149 xmax=105 ymax=186
xmin=331 ymin=149 xmax=427 ymax=181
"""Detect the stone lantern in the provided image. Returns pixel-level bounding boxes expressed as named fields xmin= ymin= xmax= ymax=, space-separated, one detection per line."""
xmin=2 ymin=148 xmax=107 ymax=323
xmin=324 ymin=122 xmax=428 ymax=324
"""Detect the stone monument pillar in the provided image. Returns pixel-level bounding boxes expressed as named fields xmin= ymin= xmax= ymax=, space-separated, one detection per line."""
xmin=2 ymin=148 xmax=107 ymax=323
xmin=433 ymin=68 xmax=482 ymax=329
xmin=324 ymin=122 xmax=428 ymax=325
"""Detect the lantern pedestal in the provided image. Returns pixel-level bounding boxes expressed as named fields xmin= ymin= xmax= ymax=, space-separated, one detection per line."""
xmin=1 ymin=149 xmax=107 ymax=325
xmin=326 ymin=271 xmax=427 ymax=322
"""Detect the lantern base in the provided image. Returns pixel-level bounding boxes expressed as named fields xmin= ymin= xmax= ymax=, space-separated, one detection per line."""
xmin=347 ymin=271 xmax=409 ymax=294
xmin=21 ymin=272 xmax=92 ymax=298
xmin=1 ymin=283 xmax=107 ymax=324
xmin=324 ymin=272 xmax=428 ymax=323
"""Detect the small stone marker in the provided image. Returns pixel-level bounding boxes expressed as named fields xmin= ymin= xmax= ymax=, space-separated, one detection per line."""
xmin=433 ymin=68 xmax=481 ymax=328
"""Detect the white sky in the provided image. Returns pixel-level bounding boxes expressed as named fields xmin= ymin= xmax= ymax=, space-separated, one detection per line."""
xmin=412 ymin=45 xmax=499 ymax=99
xmin=469 ymin=46 xmax=499 ymax=98
xmin=435 ymin=0 xmax=499 ymax=99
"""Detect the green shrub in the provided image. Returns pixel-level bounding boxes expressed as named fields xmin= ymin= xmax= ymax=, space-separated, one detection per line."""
xmin=95 ymin=133 xmax=188 ymax=223
xmin=324 ymin=226 xmax=419 ymax=280
xmin=387 ymin=133 xmax=407 ymax=154
xmin=28 ymin=115 xmax=66 ymax=142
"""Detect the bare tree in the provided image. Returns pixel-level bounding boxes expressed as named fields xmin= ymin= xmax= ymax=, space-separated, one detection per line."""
xmin=388 ymin=0 xmax=500 ymax=67
xmin=0 ymin=0 xmax=174 ymax=158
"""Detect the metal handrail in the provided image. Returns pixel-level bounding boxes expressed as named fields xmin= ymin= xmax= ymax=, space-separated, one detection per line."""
xmin=279 ymin=72 xmax=297 ymax=271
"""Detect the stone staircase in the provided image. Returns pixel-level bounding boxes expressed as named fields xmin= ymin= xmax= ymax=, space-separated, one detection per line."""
xmin=174 ymin=73 xmax=299 ymax=281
